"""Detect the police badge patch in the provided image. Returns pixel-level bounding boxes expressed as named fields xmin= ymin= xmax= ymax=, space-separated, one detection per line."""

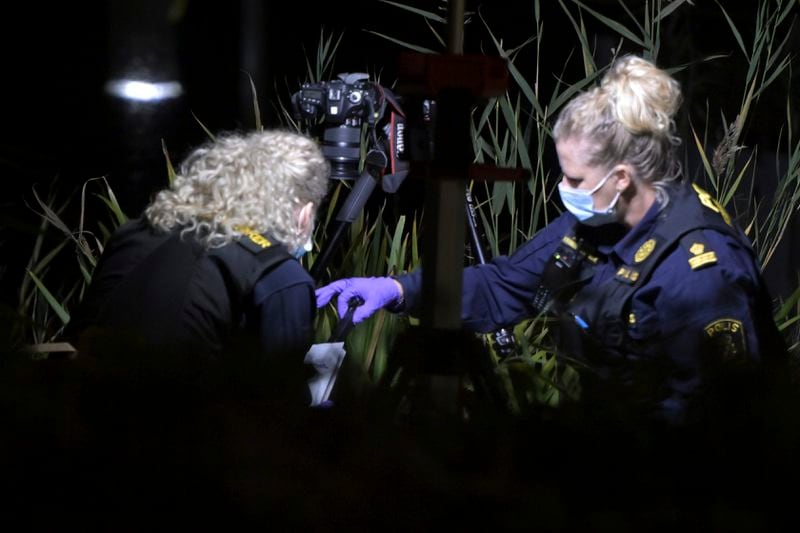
xmin=703 ymin=318 xmax=747 ymax=363
xmin=634 ymin=239 xmax=656 ymax=263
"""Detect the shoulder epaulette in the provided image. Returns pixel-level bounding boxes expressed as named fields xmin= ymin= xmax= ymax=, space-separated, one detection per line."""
xmin=691 ymin=183 xmax=733 ymax=226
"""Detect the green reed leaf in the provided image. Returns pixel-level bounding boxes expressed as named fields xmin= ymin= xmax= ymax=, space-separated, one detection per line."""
xmin=570 ymin=0 xmax=646 ymax=46
xmin=27 ymin=270 xmax=70 ymax=325
xmin=364 ymin=31 xmax=437 ymax=54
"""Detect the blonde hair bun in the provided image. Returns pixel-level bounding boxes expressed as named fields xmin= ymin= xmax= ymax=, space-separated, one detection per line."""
xmin=601 ymin=55 xmax=682 ymax=136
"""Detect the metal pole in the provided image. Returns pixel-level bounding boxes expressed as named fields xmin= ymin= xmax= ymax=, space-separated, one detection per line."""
xmin=420 ymin=0 xmax=467 ymax=330
xmin=447 ymin=0 xmax=465 ymax=54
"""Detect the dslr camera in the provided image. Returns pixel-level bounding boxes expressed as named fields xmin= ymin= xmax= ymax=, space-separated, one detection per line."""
xmin=293 ymin=73 xmax=384 ymax=179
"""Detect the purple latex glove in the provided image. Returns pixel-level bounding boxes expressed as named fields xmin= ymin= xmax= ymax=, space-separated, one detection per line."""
xmin=315 ymin=277 xmax=402 ymax=324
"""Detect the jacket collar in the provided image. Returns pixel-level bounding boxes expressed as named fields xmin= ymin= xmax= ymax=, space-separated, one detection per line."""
xmin=607 ymin=198 xmax=665 ymax=265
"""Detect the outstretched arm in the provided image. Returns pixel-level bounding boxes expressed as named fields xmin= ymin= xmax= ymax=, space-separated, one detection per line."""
xmin=316 ymin=213 xmax=572 ymax=330
xmin=315 ymin=276 xmax=405 ymax=324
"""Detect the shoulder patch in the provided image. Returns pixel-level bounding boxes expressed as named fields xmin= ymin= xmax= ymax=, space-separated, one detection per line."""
xmin=704 ymin=318 xmax=747 ymax=363
xmin=234 ymin=225 xmax=273 ymax=254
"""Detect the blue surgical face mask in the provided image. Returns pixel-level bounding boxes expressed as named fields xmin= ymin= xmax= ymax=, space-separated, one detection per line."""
xmin=293 ymin=237 xmax=313 ymax=259
xmin=557 ymin=169 xmax=622 ymax=227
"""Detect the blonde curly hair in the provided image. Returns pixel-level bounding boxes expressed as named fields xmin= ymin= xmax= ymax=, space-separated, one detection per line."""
xmin=145 ymin=129 xmax=330 ymax=250
xmin=553 ymin=55 xmax=683 ymax=203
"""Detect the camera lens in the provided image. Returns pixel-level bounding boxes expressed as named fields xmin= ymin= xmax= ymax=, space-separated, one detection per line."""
xmin=322 ymin=126 xmax=362 ymax=179
xmin=348 ymin=90 xmax=363 ymax=104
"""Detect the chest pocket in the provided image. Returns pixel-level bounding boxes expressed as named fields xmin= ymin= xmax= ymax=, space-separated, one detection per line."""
xmin=625 ymin=298 xmax=661 ymax=344
xmin=566 ymin=227 xmax=724 ymax=355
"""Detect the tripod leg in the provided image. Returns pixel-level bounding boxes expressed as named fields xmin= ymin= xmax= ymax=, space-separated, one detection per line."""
xmin=311 ymin=171 xmax=378 ymax=282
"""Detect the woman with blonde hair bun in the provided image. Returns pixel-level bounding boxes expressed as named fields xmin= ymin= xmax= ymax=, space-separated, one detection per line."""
xmin=317 ymin=54 xmax=786 ymax=426
xmin=69 ymin=129 xmax=330 ymax=362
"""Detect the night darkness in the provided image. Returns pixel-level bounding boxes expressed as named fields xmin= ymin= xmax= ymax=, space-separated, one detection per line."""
xmin=2 ymin=1 xmax=424 ymax=215
xmin=0 ymin=1 xmax=560 ymax=305
xmin=1 ymin=1 xmax=425 ymax=307
xmin=2 ymin=2 xmax=800 ymax=528
xmin=3 ymin=1 xmax=797 ymax=305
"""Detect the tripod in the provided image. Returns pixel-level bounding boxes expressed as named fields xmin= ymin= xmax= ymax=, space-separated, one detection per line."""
xmin=464 ymin=184 xmax=520 ymax=359
xmin=371 ymin=201 xmax=520 ymax=421
xmin=311 ymin=165 xmax=520 ymax=356
xmin=309 ymin=148 xmax=407 ymax=283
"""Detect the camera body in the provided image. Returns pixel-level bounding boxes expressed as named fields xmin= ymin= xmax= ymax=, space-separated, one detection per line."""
xmin=293 ymin=73 xmax=379 ymax=127
xmin=293 ymin=73 xmax=383 ymax=179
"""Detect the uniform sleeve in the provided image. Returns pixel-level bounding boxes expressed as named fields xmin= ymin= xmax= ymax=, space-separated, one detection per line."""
xmin=395 ymin=213 xmax=575 ymax=333
xmin=251 ymin=261 xmax=316 ymax=359
xmin=637 ymin=229 xmax=769 ymax=423
xmin=654 ymin=229 xmax=765 ymax=364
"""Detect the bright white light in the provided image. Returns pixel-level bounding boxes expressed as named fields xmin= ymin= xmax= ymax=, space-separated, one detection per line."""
xmin=104 ymin=79 xmax=184 ymax=102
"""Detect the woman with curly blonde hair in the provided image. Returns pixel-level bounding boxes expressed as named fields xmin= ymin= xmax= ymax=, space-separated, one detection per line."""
xmin=69 ymin=129 xmax=330 ymax=362
xmin=146 ymin=129 xmax=329 ymax=252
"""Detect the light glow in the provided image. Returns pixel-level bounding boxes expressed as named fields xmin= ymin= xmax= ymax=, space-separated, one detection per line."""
xmin=104 ymin=79 xmax=184 ymax=102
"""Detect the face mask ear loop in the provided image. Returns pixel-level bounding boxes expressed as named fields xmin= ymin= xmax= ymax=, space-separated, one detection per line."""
xmin=587 ymin=168 xmax=623 ymax=213
xmin=587 ymin=168 xmax=615 ymax=195
xmin=597 ymin=189 xmax=622 ymax=215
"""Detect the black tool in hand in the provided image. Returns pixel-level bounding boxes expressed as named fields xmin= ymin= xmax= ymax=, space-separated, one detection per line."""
xmin=328 ymin=296 xmax=364 ymax=342
xmin=315 ymin=296 xmax=365 ymax=405
xmin=465 ymin=185 xmax=520 ymax=359
xmin=329 ymin=296 xmax=365 ymax=343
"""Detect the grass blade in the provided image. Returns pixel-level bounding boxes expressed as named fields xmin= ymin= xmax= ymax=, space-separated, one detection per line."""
xmin=27 ymin=270 xmax=70 ymax=325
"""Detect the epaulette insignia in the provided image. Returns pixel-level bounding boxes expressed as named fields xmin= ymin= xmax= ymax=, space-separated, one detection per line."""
xmin=688 ymin=241 xmax=717 ymax=270
xmin=692 ymin=183 xmax=733 ymax=226
xmin=615 ymin=265 xmax=640 ymax=284
xmin=680 ymin=232 xmax=718 ymax=271
xmin=634 ymin=239 xmax=656 ymax=263
xmin=234 ymin=225 xmax=273 ymax=254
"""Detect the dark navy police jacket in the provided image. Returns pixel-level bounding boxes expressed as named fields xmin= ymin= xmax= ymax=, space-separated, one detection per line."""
xmin=68 ymin=218 xmax=315 ymax=361
xmin=396 ymin=182 xmax=785 ymax=424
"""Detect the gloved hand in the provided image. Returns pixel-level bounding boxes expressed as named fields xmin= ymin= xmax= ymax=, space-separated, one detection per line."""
xmin=315 ymin=277 xmax=402 ymax=324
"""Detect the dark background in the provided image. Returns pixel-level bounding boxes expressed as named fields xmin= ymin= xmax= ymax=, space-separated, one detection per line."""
xmin=1 ymin=0 xmax=798 ymax=313
xmin=1 ymin=2 xmax=799 ymax=528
